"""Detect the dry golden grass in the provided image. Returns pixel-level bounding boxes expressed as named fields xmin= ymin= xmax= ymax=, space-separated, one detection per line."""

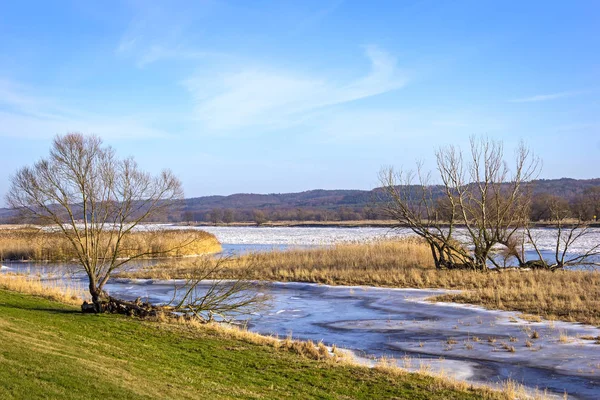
xmin=126 ymin=239 xmax=600 ymax=326
xmin=0 ymin=273 xmax=86 ymax=305
xmin=434 ymin=269 xmax=600 ymax=326
xmin=153 ymin=314 xmax=351 ymax=363
xmin=373 ymin=355 xmax=549 ymax=400
xmin=125 ymin=238 xmax=436 ymax=283
xmin=0 ymin=227 xmax=221 ymax=261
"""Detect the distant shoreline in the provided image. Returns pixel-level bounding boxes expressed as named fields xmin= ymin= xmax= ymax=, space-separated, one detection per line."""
xmin=2 ymin=220 xmax=598 ymax=230
xmin=178 ymin=220 xmax=600 ymax=228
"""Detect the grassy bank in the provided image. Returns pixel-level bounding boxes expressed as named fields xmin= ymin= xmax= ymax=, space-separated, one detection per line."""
xmin=0 ymin=228 xmax=221 ymax=261
xmin=0 ymin=289 xmax=502 ymax=400
xmin=125 ymin=240 xmax=600 ymax=326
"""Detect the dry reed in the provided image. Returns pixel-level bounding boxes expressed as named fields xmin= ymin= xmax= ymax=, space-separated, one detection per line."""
xmin=0 ymin=273 xmax=86 ymax=305
xmin=0 ymin=228 xmax=221 ymax=261
xmin=435 ymin=270 xmax=600 ymax=326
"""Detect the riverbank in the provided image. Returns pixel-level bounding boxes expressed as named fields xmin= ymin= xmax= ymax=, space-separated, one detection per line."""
xmin=123 ymin=240 xmax=600 ymax=326
xmin=0 ymin=289 xmax=506 ymax=400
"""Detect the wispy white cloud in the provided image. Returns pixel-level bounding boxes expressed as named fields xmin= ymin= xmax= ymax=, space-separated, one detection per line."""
xmin=0 ymin=79 xmax=169 ymax=140
xmin=116 ymin=2 xmax=223 ymax=67
xmin=509 ymin=91 xmax=581 ymax=103
xmin=291 ymin=0 xmax=345 ymax=33
xmin=182 ymin=46 xmax=409 ymax=131
xmin=0 ymin=111 xmax=168 ymax=140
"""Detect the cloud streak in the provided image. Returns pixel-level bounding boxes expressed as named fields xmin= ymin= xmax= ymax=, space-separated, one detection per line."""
xmin=0 ymin=79 xmax=169 ymax=140
xmin=509 ymin=91 xmax=581 ymax=103
xmin=183 ymin=46 xmax=409 ymax=131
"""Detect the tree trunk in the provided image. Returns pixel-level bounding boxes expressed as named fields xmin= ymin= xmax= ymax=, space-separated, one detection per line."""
xmin=84 ymin=282 xmax=108 ymax=313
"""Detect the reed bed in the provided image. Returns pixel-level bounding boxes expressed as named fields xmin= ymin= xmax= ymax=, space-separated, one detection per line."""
xmin=125 ymin=239 xmax=435 ymax=282
xmin=0 ymin=228 xmax=221 ymax=261
xmin=434 ymin=270 xmax=600 ymax=325
xmin=0 ymin=273 xmax=86 ymax=305
xmin=127 ymin=239 xmax=600 ymax=325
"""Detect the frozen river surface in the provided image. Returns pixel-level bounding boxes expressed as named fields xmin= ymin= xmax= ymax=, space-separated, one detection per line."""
xmin=3 ymin=226 xmax=600 ymax=399
xmin=197 ymin=225 xmax=600 ymax=255
xmin=98 ymin=279 xmax=600 ymax=399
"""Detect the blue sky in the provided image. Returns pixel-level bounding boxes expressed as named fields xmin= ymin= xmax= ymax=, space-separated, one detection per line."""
xmin=1 ymin=0 xmax=599 ymax=199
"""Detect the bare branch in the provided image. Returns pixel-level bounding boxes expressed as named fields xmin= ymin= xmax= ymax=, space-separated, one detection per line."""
xmin=6 ymin=133 xmax=184 ymax=311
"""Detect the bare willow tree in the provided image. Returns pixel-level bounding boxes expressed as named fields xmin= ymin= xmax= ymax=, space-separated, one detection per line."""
xmin=380 ymin=137 xmax=540 ymax=270
xmin=379 ymin=163 xmax=471 ymax=270
xmin=524 ymin=197 xmax=600 ymax=270
xmin=439 ymin=138 xmax=540 ymax=269
xmin=6 ymin=133 xmax=183 ymax=311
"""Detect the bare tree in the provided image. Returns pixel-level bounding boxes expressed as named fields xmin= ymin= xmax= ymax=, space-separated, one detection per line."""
xmin=380 ymin=137 xmax=540 ymax=270
xmin=525 ymin=197 xmax=600 ymax=270
xmin=379 ymin=164 xmax=471 ymax=270
xmin=222 ymin=209 xmax=235 ymax=224
xmin=252 ymin=209 xmax=267 ymax=226
xmin=530 ymin=193 xmax=570 ymax=221
xmin=6 ymin=133 xmax=184 ymax=311
xmin=442 ymin=138 xmax=539 ymax=269
xmin=209 ymin=208 xmax=224 ymax=224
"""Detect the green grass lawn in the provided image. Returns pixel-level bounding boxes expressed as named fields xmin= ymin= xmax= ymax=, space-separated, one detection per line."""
xmin=0 ymin=289 xmax=491 ymax=400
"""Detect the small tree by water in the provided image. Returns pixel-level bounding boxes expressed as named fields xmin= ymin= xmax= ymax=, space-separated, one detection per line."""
xmin=6 ymin=133 xmax=183 ymax=311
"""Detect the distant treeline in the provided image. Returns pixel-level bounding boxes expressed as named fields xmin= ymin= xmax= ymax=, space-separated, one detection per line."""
xmin=1 ymin=178 xmax=599 ymax=224
xmin=179 ymin=178 xmax=600 ymax=224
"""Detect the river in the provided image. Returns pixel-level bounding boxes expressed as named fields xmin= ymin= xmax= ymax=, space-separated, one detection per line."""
xmin=2 ymin=226 xmax=600 ymax=399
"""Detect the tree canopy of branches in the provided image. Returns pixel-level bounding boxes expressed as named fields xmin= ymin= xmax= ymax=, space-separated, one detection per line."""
xmin=380 ymin=137 xmax=599 ymax=271
xmin=168 ymin=256 xmax=267 ymax=323
xmin=6 ymin=133 xmax=184 ymax=311
xmin=524 ymin=196 xmax=600 ymax=270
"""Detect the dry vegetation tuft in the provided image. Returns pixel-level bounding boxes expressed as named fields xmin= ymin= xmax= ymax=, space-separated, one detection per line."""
xmin=0 ymin=273 xmax=85 ymax=305
xmin=0 ymin=227 xmax=221 ymax=261
xmin=157 ymin=315 xmax=350 ymax=363
xmin=124 ymin=238 xmax=436 ymax=283
xmin=125 ymin=239 xmax=600 ymax=325
xmin=434 ymin=269 xmax=600 ymax=326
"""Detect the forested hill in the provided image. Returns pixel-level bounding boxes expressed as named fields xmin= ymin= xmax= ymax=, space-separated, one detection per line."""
xmin=185 ymin=189 xmax=373 ymax=211
xmin=1 ymin=178 xmax=599 ymax=223
xmin=179 ymin=178 xmax=600 ymax=223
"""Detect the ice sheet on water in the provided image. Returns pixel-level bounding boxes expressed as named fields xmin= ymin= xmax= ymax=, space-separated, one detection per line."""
xmin=521 ymin=227 xmax=600 ymax=253
xmin=195 ymin=226 xmax=600 ymax=256
xmin=195 ymin=226 xmax=411 ymax=245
